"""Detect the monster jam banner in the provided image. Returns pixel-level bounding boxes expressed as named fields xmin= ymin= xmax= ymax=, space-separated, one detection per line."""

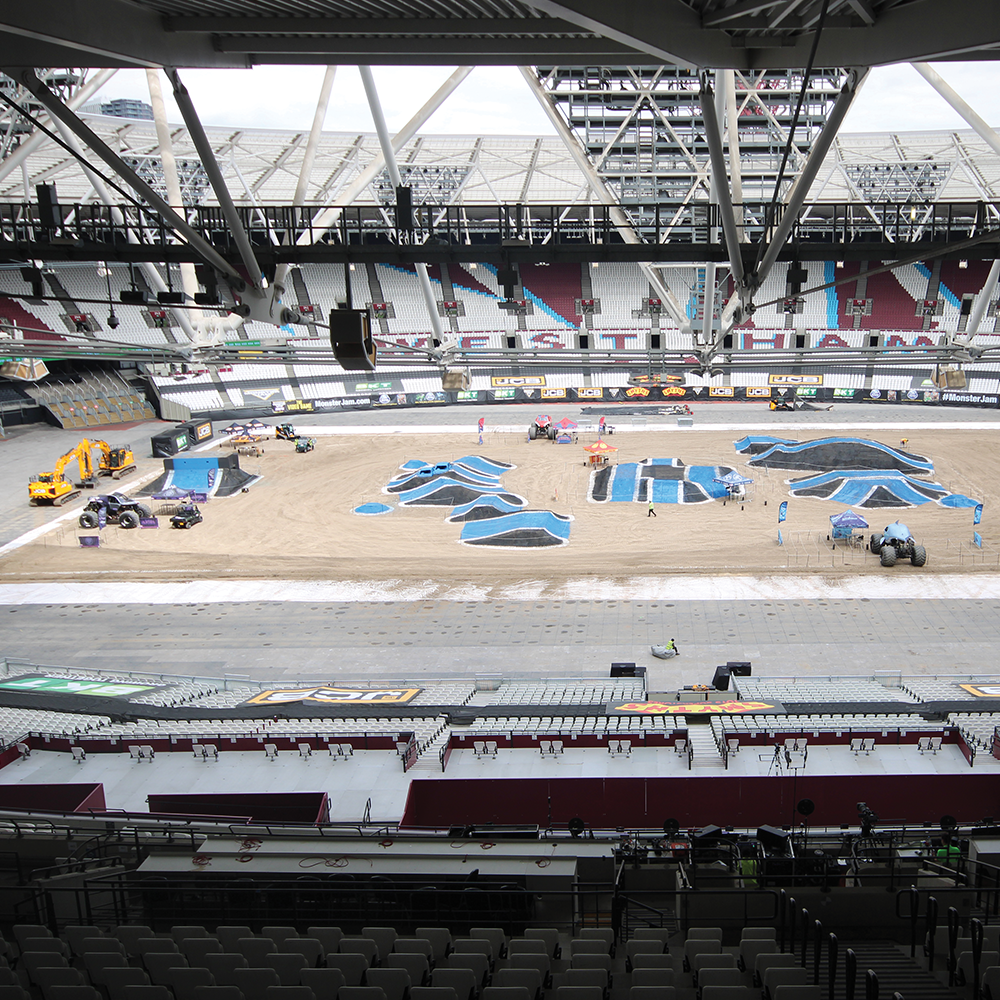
xmin=608 ymin=697 xmax=785 ymax=715
xmin=975 ymin=504 xmax=984 ymax=525
xmin=778 ymin=501 xmax=788 ymax=523
xmin=245 ymin=685 xmax=422 ymax=706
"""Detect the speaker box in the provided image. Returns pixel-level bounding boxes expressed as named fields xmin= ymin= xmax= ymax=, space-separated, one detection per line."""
xmin=441 ymin=369 xmax=469 ymax=390
xmin=757 ymin=825 xmax=791 ymax=854
xmin=727 ymin=661 xmax=752 ymax=676
xmin=496 ymin=268 xmax=518 ymax=289
xmin=610 ymin=663 xmax=637 ymax=677
xmin=711 ymin=666 xmax=730 ymax=691
xmin=36 ymin=183 xmax=60 ymax=229
xmin=329 ymin=309 xmax=377 ymax=371
xmin=395 ymin=185 xmax=413 ymax=231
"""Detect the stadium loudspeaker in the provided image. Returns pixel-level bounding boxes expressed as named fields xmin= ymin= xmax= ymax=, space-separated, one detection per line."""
xmin=36 ymin=183 xmax=60 ymax=229
xmin=711 ymin=666 xmax=731 ymax=691
xmin=722 ymin=334 xmax=733 ymax=349
xmin=395 ymin=185 xmax=413 ymax=231
xmin=610 ymin=662 xmax=637 ymax=677
xmin=578 ymin=334 xmax=589 ymax=350
xmin=727 ymin=661 xmax=752 ymax=676
xmin=329 ymin=309 xmax=377 ymax=371
xmin=506 ymin=336 xmax=517 ymax=349
xmin=757 ymin=825 xmax=791 ymax=854
xmin=441 ymin=369 xmax=469 ymax=390
xmin=693 ymin=824 xmax=723 ymax=843
xmin=650 ymin=334 xmax=661 ymax=349
xmin=497 ymin=267 xmax=518 ymax=289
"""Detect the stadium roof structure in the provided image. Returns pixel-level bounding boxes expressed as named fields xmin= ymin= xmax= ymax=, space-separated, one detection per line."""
xmin=4 ymin=116 xmax=1000 ymax=209
xmin=0 ymin=0 xmax=995 ymax=72
xmin=0 ymin=4 xmax=999 ymax=371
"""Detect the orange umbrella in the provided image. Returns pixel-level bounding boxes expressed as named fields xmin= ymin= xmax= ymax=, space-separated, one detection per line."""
xmin=584 ymin=439 xmax=618 ymax=455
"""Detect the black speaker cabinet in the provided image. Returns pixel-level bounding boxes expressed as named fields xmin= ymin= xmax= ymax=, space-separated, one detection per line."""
xmin=36 ymin=183 xmax=61 ymax=229
xmin=395 ymin=185 xmax=413 ymax=231
xmin=329 ymin=309 xmax=377 ymax=371
xmin=727 ymin=661 xmax=752 ymax=676
xmin=496 ymin=268 xmax=518 ymax=289
xmin=711 ymin=666 xmax=731 ymax=691
xmin=757 ymin=825 xmax=791 ymax=854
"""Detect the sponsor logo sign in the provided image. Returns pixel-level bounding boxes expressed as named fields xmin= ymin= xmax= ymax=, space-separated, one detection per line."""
xmin=245 ymin=388 xmax=278 ymax=400
xmin=224 ymin=340 xmax=262 ymax=347
xmin=192 ymin=421 xmax=213 ymax=441
xmin=457 ymin=391 xmax=480 ymax=401
xmin=746 ymin=387 xmax=772 ymax=398
xmin=769 ymin=374 xmax=823 ymax=385
xmin=414 ymin=392 xmax=446 ymax=404
xmin=272 ymin=400 xmax=314 ymax=413
xmin=577 ymin=387 xmax=603 ymax=398
xmin=245 ymin=686 xmax=422 ymax=705
xmin=493 ymin=388 xmax=517 ymax=399
xmin=959 ymin=684 xmax=1000 ymax=698
xmin=795 ymin=387 xmax=818 ymax=397
xmin=609 ymin=699 xmax=783 ymax=715
xmin=625 ymin=386 xmax=650 ymax=397
xmin=0 ymin=675 xmax=157 ymax=697
xmin=664 ymin=386 xmax=687 ymax=397
xmin=355 ymin=382 xmax=392 ymax=391
xmin=943 ymin=392 xmax=999 ymax=406
xmin=709 ymin=386 xmax=734 ymax=397
xmin=541 ymin=388 xmax=566 ymax=399
xmin=833 ymin=388 xmax=856 ymax=398
xmin=491 ymin=376 xmax=546 ymax=387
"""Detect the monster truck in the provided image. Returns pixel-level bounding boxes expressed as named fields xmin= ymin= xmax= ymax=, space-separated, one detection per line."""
xmin=869 ymin=521 xmax=927 ymax=567
xmin=78 ymin=492 xmax=152 ymax=530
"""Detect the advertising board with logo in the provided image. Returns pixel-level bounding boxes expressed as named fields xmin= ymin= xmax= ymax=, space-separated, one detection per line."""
xmin=709 ymin=386 xmax=734 ymax=397
xmin=541 ymin=388 xmax=567 ymax=399
xmin=245 ymin=686 xmax=422 ymax=706
xmin=491 ymin=375 xmax=546 ymax=387
xmin=746 ymin=387 xmax=772 ymax=398
xmin=0 ymin=675 xmax=159 ymax=698
xmin=769 ymin=374 xmax=823 ymax=386
xmin=576 ymin=387 xmax=603 ymax=398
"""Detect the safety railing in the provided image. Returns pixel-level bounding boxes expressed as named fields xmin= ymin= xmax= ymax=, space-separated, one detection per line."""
xmin=0 ymin=199 xmax=997 ymax=254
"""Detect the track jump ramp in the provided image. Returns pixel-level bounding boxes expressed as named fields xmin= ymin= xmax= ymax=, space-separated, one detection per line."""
xmin=733 ymin=435 xmax=933 ymax=475
xmin=139 ymin=454 xmax=261 ymax=498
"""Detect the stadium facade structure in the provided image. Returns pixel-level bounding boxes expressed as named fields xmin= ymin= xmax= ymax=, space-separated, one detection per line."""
xmin=1 ymin=99 xmax=1000 ymax=418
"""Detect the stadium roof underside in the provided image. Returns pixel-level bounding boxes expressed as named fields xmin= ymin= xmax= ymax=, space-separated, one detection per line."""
xmin=0 ymin=0 xmax=996 ymax=71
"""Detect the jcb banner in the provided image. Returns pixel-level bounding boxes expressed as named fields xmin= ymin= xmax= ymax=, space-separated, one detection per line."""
xmin=246 ymin=686 xmax=422 ymax=705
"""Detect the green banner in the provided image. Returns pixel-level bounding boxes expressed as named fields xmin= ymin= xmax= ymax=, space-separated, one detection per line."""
xmin=0 ymin=675 xmax=156 ymax=697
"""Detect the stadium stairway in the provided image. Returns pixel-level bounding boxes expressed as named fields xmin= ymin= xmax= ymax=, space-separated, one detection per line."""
xmin=686 ymin=726 xmax=722 ymax=769
xmin=813 ymin=940 xmax=965 ymax=999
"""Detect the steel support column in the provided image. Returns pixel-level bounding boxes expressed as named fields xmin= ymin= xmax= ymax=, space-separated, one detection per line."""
xmin=724 ymin=70 xmax=745 ymax=243
xmin=274 ymin=65 xmax=336 ymax=292
xmin=519 ymin=65 xmax=690 ymax=334
xmin=166 ymin=67 xmax=263 ymax=293
xmin=48 ymin=117 xmax=198 ymax=342
xmin=754 ymin=68 xmax=868 ymax=290
xmin=359 ymin=65 xmax=445 ymax=345
xmin=912 ymin=63 xmax=1000 ymax=160
xmin=10 ymin=69 xmax=244 ymax=287
xmin=0 ymin=67 xmax=117 ymax=188
xmin=302 ymin=67 xmax=472 ymax=243
xmin=700 ymin=71 xmax=746 ymax=303
xmin=965 ymin=259 xmax=1000 ymax=341
xmin=146 ymin=68 xmax=198 ymax=309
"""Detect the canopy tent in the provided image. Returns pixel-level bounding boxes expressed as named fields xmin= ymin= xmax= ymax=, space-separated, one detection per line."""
xmin=830 ymin=508 xmax=869 ymax=544
xmin=714 ymin=471 xmax=753 ymax=486
xmin=220 ymin=423 xmax=246 ymax=436
xmin=829 ymin=510 xmax=869 ymax=529
xmin=584 ymin=439 xmax=618 ymax=466
xmin=714 ymin=468 xmax=754 ymax=502
xmin=554 ymin=417 xmax=578 ymax=430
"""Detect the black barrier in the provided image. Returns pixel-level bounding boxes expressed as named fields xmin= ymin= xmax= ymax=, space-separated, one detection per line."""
xmin=172 ymin=381 xmax=1000 ymax=422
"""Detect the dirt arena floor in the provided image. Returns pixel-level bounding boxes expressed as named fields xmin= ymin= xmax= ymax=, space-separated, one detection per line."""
xmin=4 ymin=424 xmax=998 ymax=593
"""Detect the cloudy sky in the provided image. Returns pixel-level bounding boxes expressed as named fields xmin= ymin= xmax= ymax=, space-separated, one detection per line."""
xmin=93 ymin=62 xmax=1000 ymax=137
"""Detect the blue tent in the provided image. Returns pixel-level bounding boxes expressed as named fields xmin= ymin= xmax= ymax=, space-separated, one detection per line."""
xmin=829 ymin=510 xmax=869 ymax=529
xmin=714 ymin=470 xmax=753 ymax=485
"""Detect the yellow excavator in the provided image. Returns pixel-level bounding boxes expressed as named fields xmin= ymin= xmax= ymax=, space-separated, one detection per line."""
xmin=29 ymin=439 xmax=137 ymax=506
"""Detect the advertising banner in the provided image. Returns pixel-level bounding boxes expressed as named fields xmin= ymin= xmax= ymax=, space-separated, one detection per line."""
xmin=608 ymin=698 xmax=785 ymax=715
xmin=245 ymin=685 xmax=422 ymax=706
xmin=0 ymin=675 xmax=157 ymax=697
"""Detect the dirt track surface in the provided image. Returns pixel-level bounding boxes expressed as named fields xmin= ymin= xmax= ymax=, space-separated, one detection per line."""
xmin=3 ymin=426 xmax=997 ymax=594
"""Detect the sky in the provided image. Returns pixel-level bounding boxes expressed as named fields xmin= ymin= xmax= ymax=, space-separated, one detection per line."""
xmin=91 ymin=62 xmax=1000 ymax=137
